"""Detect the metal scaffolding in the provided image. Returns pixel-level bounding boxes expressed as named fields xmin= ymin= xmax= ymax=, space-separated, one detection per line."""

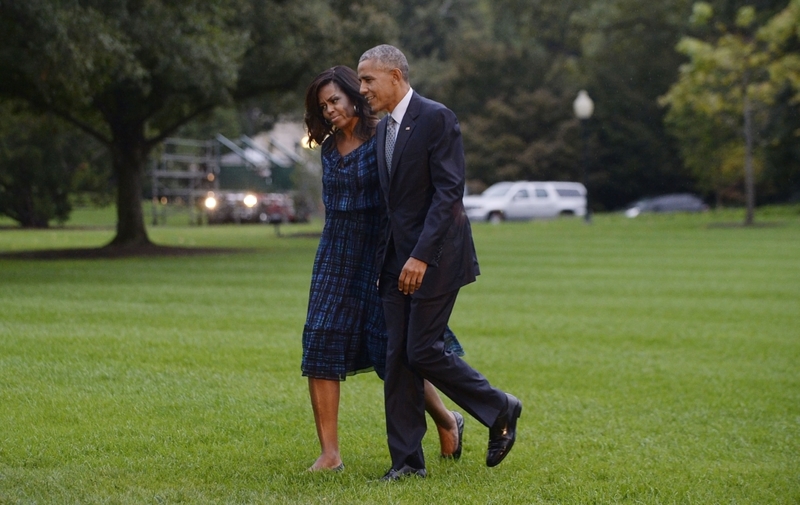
xmin=150 ymin=134 xmax=291 ymax=225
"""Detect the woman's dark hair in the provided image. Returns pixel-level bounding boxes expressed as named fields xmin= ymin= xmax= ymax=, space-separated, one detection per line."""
xmin=304 ymin=65 xmax=378 ymax=147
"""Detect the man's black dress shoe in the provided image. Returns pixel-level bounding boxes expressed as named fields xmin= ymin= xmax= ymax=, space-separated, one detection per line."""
xmin=486 ymin=393 xmax=522 ymax=467
xmin=380 ymin=465 xmax=427 ymax=481
xmin=442 ymin=411 xmax=464 ymax=460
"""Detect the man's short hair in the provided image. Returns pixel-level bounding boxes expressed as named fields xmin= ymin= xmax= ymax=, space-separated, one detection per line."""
xmin=359 ymin=44 xmax=409 ymax=82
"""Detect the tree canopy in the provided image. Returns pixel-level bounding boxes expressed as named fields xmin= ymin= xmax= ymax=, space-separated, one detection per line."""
xmin=1 ymin=0 xmax=798 ymax=231
xmin=661 ymin=1 xmax=800 ymax=223
xmin=0 ymin=101 xmax=101 ymax=227
xmin=0 ymin=0 xmax=389 ymax=242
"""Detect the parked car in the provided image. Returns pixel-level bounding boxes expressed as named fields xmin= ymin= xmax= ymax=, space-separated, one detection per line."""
xmin=463 ymin=181 xmax=587 ymax=223
xmin=204 ymin=191 xmax=305 ymax=224
xmin=624 ymin=193 xmax=708 ymax=218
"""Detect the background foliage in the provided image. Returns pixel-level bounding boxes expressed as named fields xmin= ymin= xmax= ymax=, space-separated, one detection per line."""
xmin=0 ymin=102 xmax=111 ymax=227
xmin=0 ymin=0 xmax=798 ymax=228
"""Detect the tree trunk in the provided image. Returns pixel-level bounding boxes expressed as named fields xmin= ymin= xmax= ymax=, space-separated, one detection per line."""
xmin=107 ymin=126 xmax=152 ymax=247
xmin=742 ymin=87 xmax=756 ymax=226
xmin=19 ymin=193 xmax=48 ymax=228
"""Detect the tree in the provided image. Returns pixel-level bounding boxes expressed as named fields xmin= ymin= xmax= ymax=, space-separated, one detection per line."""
xmin=0 ymin=103 xmax=74 ymax=227
xmin=760 ymin=0 xmax=800 ymax=101
xmin=0 ymin=0 xmax=389 ymax=247
xmin=660 ymin=1 xmax=800 ymax=224
xmin=0 ymin=100 xmax=112 ymax=227
xmin=568 ymin=0 xmax=699 ymax=209
xmin=760 ymin=0 xmax=800 ymax=202
xmin=398 ymin=0 xmax=697 ymax=210
xmin=410 ymin=0 xmax=594 ymax=190
xmin=460 ymin=89 xmax=583 ymax=184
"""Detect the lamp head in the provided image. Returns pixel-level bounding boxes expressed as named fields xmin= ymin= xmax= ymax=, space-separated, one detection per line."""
xmin=573 ymin=90 xmax=594 ymax=119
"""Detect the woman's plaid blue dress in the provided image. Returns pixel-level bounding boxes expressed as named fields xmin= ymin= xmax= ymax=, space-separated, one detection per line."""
xmin=301 ymin=135 xmax=462 ymax=380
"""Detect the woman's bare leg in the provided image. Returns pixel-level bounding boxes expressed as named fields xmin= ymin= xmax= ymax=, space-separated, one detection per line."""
xmin=423 ymin=380 xmax=459 ymax=457
xmin=308 ymin=377 xmax=343 ymax=470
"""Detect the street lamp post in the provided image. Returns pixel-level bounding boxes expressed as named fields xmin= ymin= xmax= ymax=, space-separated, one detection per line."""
xmin=573 ymin=90 xmax=594 ymax=223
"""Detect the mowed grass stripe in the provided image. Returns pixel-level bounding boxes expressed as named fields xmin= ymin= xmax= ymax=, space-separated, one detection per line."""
xmin=0 ymin=210 xmax=798 ymax=503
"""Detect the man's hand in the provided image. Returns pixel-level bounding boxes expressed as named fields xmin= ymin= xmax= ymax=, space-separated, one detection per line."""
xmin=398 ymin=257 xmax=428 ymax=295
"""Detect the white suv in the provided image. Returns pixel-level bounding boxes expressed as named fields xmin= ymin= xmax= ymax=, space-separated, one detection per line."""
xmin=463 ymin=181 xmax=587 ymax=224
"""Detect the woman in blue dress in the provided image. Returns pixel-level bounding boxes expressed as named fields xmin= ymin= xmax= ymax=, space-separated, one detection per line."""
xmin=301 ymin=66 xmax=465 ymax=471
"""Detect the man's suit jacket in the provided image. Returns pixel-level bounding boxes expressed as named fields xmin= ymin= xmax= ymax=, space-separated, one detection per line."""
xmin=376 ymin=92 xmax=480 ymax=299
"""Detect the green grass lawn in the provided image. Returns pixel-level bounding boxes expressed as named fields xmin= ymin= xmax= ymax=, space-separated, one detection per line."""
xmin=1 ymin=207 xmax=799 ymax=503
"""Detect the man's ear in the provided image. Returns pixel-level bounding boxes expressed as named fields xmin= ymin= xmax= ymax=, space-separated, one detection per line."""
xmin=390 ymin=68 xmax=405 ymax=85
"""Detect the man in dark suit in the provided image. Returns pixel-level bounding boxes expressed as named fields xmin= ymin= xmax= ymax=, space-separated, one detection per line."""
xmin=357 ymin=44 xmax=522 ymax=481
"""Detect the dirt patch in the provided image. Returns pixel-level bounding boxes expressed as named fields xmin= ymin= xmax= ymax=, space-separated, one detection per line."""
xmin=0 ymin=244 xmax=252 ymax=260
xmin=706 ymin=222 xmax=784 ymax=229
xmin=282 ymin=232 xmax=322 ymax=239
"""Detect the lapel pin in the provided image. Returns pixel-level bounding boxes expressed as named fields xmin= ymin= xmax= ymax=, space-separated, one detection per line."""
xmin=405 ymin=127 xmax=410 ymax=130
